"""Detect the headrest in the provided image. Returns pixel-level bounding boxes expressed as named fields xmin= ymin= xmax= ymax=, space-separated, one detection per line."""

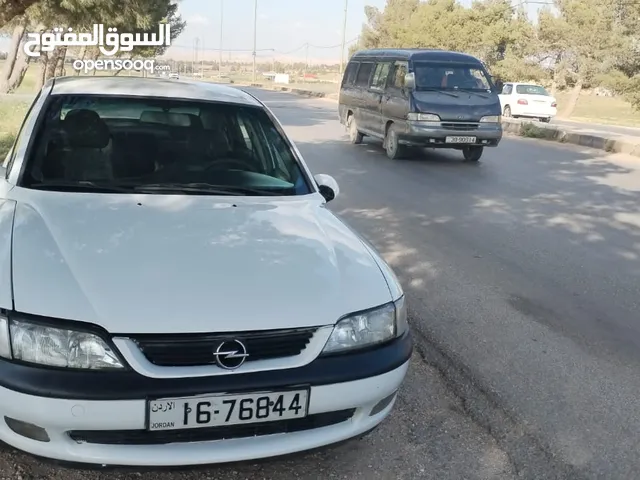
xmin=62 ymin=109 xmax=110 ymax=149
xmin=140 ymin=111 xmax=195 ymax=128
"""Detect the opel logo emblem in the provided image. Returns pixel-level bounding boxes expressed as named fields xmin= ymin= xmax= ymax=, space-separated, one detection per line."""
xmin=213 ymin=339 xmax=249 ymax=370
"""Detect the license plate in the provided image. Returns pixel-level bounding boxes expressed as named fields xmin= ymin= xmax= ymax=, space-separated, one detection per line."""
xmin=147 ymin=389 xmax=309 ymax=431
xmin=445 ymin=136 xmax=476 ymax=144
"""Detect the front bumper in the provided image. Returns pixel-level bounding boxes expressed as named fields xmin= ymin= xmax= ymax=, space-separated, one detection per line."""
xmin=0 ymin=333 xmax=412 ymax=467
xmin=402 ymin=121 xmax=502 ymax=147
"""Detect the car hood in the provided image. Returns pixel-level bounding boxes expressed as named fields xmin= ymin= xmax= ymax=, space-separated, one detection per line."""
xmin=9 ymin=190 xmax=392 ymax=334
xmin=411 ymin=90 xmax=500 ymax=121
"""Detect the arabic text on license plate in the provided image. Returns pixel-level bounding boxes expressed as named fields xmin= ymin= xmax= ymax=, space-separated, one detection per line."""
xmin=445 ymin=136 xmax=476 ymax=144
xmin=147 ymin=389 xmax=309 ymax=431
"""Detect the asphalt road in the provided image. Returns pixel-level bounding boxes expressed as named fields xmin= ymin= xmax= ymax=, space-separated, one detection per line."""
xmin=247 ymin=89 xmax=640 ymax=478
xmin=2 ymin=88 xmax=640 ymax=479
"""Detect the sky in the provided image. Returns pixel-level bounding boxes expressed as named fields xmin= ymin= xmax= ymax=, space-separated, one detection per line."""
xmin=169 ymin=0 xmax=387 ymax=64
xmin=0 ymin=0 xmax=547 ymax=64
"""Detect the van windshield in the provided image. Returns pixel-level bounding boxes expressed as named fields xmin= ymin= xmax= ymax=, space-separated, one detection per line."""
xmin=413 ymin=62 xmax=492 ymax=92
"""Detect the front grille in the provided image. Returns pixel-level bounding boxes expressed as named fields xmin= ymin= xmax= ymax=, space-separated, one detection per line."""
xmin=129 ymin=327 xmax=317 ymax=367
xmin=67 ymin=409 xmax=355 ymax=445
xmin=441 ymin=122 xmax=479 ymax=131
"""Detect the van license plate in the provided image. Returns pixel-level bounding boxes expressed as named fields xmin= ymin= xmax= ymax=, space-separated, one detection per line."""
xmin=148 ymin=389 xmax=309 ymax=431
xmin=446 ymin=136 xmax=476 ymax=144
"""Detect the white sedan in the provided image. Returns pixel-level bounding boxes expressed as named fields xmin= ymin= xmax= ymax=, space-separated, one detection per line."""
xmin=0 ymin=76 xmax=411 ymax=467
xmin=499 ymin=83 xmax=557 ymax=123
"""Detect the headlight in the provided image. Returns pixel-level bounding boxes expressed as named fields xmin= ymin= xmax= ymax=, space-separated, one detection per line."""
xmin=407 ymin=113 xmax=440 ymax=122
xmin=322 ymin=296 xmax=409 ymax=354
xmin=0 ymin=315 xmax=124 ymax=370
xmin=480 ymin=115 xmax=501 ymax=123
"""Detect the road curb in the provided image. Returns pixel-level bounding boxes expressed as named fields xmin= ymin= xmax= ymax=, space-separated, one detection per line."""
xmin=238 ymin=82 xmax=640 ymax=158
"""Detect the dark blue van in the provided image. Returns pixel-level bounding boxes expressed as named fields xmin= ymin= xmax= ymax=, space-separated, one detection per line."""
xmin=338 ymin=49 xmax=503 ymax=162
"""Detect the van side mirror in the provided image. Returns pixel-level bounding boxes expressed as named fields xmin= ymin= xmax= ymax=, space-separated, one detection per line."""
xmin=314 ymin=174 xmax=339 ymax=203
xmin=404 ymin=72 xmax=416 ymax=90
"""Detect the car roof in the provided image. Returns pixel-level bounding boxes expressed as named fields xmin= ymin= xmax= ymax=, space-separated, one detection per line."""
xmin=351 ymin=48 xmax=482 ymax=64
xmin=48 ymin=76 xmax=263 ymax=107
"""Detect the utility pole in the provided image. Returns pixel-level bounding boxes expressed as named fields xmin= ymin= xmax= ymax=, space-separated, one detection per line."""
xmin=192 ymin=37 xmax=199 ymax=75
xmin=219 ymin=0 xmax=224 ymax=79
xmin=201 ymin=39 xmax=204 ymax=78
xmin=339 ymin=0 xmax=349 ymax=78
xmin=304 ymin=42 xmax=309 ymax=83
xmin=252 ymin=0 xmax=258 ymax=83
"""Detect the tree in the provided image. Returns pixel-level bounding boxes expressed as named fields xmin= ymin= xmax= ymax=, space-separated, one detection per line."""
xmin=538 ymin=0 xmax=626 ymax=117
xmin=0 ymin=0 xmax=40 ymax=28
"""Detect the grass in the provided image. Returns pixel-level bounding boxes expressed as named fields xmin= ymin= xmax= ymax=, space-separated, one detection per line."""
xmin=0 ymin=100 xmax=30 ymax=159
xmin=553 ymin=92 xmax=640 ymax=128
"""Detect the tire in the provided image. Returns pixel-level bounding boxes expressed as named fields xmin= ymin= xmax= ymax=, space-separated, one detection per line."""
xmin=503 ymin=105 xmax=511 ymax=118
xmin=462 ymin=146 xmax=483 ymax=162
xmin=347 ymin=115 xmax=364 ymax=144
xmin=540 ymin=117 xmax=550 ymax=123
xmin=384 ymin=124 xmax=405 ymax=160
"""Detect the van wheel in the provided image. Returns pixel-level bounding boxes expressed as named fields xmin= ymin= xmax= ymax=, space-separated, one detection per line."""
xmin=462 ymin=146 xmax=483 ymax=162
xmin=503 ymin=106 xmax=511 ymax=117
xmin=384 ymin=124 xmax=405 ymax=160
xmin=347 ymin=115 xmax=364 ymax=144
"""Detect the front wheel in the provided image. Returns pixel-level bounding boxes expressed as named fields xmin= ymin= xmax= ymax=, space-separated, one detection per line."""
xmin=347 ymin=115 xmax=364 ymax=144
xmin=462 ymin=146 xmax=483 ymax=162
xmin=384 ymin=124 xmax=406 ymax=160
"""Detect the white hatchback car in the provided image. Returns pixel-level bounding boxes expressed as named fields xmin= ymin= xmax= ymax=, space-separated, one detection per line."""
xmin=0 ymin=76 xmax=411 ymax=467
xmin=499 ymin=83 xmax=557 ymax=123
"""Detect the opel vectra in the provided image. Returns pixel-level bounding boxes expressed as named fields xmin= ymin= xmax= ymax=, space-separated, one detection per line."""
xmin=0 ymin=76 xmax=412 ymax=466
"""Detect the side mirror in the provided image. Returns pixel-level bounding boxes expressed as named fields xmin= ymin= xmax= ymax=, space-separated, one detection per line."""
xmin=314 ymin=174 xmax=339 ymax=203
xmin=404 ymin=72 xmax=416 ymax=90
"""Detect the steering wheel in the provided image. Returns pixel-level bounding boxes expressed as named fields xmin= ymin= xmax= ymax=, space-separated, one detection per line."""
xmin=204 ymin=158 xmax=258 ymax=173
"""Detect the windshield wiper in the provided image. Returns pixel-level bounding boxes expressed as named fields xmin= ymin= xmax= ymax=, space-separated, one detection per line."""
xmin=29 ymin=181 xmax=134 ymax=193
xmin=133 ymin=183 xmax=284 ymax=196
xmin=417 ymin=88 xmax=459 ymax=98
xmin=455 ymin=89 xmax=490 ymax=98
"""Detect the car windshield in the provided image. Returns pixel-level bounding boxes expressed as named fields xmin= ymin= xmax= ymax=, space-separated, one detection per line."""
xmin=413 ymin=62 xmax=492 ymax=91
xmin=515 ymin=84 xmax=550 ymax=96
xmin=21 ymin=94 xmax=312 ymax=196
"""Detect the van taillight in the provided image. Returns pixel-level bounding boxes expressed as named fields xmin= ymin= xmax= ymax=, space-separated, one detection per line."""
xmin=517 ymin=99 xmax=528 ymax=105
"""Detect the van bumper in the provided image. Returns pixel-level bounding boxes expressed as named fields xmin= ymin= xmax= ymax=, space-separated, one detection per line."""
xmin=401 ymin=121 xmax=502 ymax=147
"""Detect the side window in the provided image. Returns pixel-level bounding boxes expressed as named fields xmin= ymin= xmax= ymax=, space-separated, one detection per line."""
xmin=4 ymin=91 xmax=43 ymax=177
xmin=502 ymin=84 xmax=513 ymax=95
xmin=371 ymin=62 xmax=392 ymax=90
xmin=342 ymin=62 xmax=359 ymax=87
xmin=354 ymin=62 xmax=374 ymax=87
xmin=389 ymin=62 xmax=408 ymax=89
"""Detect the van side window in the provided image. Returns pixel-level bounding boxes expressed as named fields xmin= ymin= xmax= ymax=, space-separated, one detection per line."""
xmin=502 ymin=84 xmax=513 ymax=95
xmin=371 ymin=62 xmax=391 ymax=90
xmin=354 ymin=62 xmax=374 ymax=87
xmin=342 ymin=62 xmax=359 ymax=86
xmin=390 ymin=62 xmax=408 ymax=89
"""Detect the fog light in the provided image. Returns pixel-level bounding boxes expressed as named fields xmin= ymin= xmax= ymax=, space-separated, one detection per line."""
xmin=5 ymin=417 xmax=50 ymax=442
xmin=369 ymin=391 xmax=397 ymax=416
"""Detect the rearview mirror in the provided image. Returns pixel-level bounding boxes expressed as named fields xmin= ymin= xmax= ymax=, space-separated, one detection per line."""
xmin=404 ymin=72 xmax=416 ymax=90
xmin=314 ymin=174 xmax=339 ymax=203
